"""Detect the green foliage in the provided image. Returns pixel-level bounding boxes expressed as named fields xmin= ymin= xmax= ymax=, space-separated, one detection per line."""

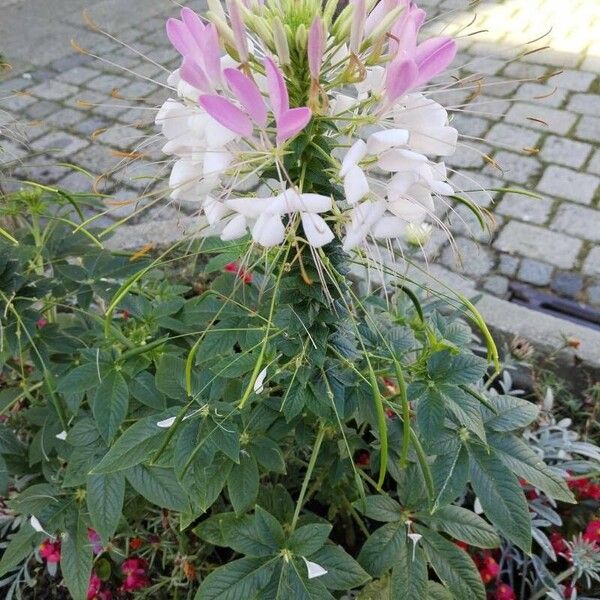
xmin=0 ymin=190 xmax=575 ymax=599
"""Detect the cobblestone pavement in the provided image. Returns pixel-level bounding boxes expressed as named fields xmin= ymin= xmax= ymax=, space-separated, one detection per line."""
xmin=1 ymin=0 xmax=599 ymax=308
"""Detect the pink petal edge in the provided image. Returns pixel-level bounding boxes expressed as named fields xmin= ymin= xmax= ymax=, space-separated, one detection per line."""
xmin=224 ymin=68 xmax=268 ymax=127
xmin=199 ymin=94 xmax=254 ymax=137
xmin=276 ymin=107 xmax=312 ymax=143
xmin=264 ymin=56 xmax=289 ymax=119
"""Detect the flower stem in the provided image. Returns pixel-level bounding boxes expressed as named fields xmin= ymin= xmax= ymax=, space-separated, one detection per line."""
xmin=291 ymin=425 xmax=326 ymax=532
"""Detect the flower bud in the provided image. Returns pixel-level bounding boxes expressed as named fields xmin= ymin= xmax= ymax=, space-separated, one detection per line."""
xmin=405 ymin=223 xmax=432 ymax=246
xmin=207 ymin=0 xmax=227 ymax=23
xmin=362 ymin=5 xmax=405 ymax=51
xmin=295 ymin=23 xmax=308 ymax=53
xmin=272 ymin=17 xmax=290 ymax=65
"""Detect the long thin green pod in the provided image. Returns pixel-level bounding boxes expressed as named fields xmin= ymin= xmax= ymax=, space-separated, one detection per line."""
xmin=392 ymin=358 xmax=410 ymax=468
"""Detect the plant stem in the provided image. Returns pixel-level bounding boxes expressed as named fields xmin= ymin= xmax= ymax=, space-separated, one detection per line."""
xmin=291 ymin=425 xmax=326 ymax=532
xmin=529 ymin=566 xmax=574 ymax=600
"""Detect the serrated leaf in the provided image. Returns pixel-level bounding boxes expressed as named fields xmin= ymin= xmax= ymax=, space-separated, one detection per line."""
xmin=427 ymin=581 xmax=455 ymax=600
xmin=309 ymin=545 xmax=370 ymax=591
xmin=61 ymin=511 xmax=93 ymax=600
xmin=57 ymin=363 xmax=102 ymax=394
xmin=86 ymin=472 xmax=125 ymax=544
xmin=288 ymin=523 xmax=332 ymax=557
xmin=484 ymin=395 xmax=539 ymax=431
xmin=255 ymin=506 xmax=285 ymax=552
xmin=432 ymin=445 xmax=469 ymax=510
xmin=130 ymin=371 xmax=166 ymax=410
xmin=66 ymin=418 xmax=99 ymax=447
xmin=427 ymin=351 xmax=488 ymax=386
xmin=416 ymin=388 xmax=445 ymax=444
xmin=418 ymin=525 xmax=485 ymax=600
xmin=353 ymin=495 xmax=402 ymax=523
xmin=227 ymin=453 xmax=259 ymax=514
xmin=425 ymin=505 xmax=500 ymax=548
xmin=92 ymin=416 xmax=167 ymax=474
xmin=389 ymin=539 xmax=427 ymax=600
xmin=252 ymin=437 xmax=285 ymax=473
xmin=126 ymin=464 xmax=189 ymax=511
xmin=468 ymin=444 xmax=532 ymax=552
xmin=195 ymin=556 xmax=276 ymax=600
xmin=440 ymin=385 xmax=486 ymax=443
xmin=357 ymin=522 xmax=404 ymax=577
xmin=488 ymin=433 xmax=575 ymax=503
xmin=92 ymin=370 xmax=128 ymax=443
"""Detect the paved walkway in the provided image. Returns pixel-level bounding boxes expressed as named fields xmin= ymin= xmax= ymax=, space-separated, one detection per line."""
xmin=1 ymin=0 xmax=599 ymax=308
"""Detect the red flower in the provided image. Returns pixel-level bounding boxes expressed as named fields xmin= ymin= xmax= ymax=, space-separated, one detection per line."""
xmin=563 ymin=584 xmax=577 ymax=599
xmin=583 ymin=520 xmax=600 ymax=545
xmin=39 ymin=539 xmax=61 ymax=563
xmin=87 ymin=528 xmax=103 ymax=555
xmin=87 ymin=572 xmax=112 ymax=600
xmin=120 ymin=309 xmax=131 ymax=320
xmin=120 ymin=557 xmax=150 ymax=592
xmin=37 ymin=318 xmax=47 ymax=329
xmin=567 ymin=477 xmax=600 ymax=500
xmin=355 ymin=451 xmax=370 ymax=467
xmin=129 ymin=537 xmax=143 ymax=551
xmin=550 ymin=532 xmax=569 ymax=556
xmin=454 ymin=540 xmax=470 ymax=551
xmin=475 ymin=551 xmax=499 ymax=584
xmin=224 ymin=262 xmax=252 ymax=284
xmin=495 ymin=583 xmax=516 ymax=600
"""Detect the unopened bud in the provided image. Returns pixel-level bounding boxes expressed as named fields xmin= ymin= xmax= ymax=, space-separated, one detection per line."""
xmin=272 ymin=17 xmax=290 ymax=65
xmin=295 ymin=23 xmax=308 ymax=52
xmin=405 ymin=223 xmax=432 ymax=246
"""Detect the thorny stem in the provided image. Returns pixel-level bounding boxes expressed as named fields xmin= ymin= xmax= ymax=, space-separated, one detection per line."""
xmin=291 ymin=425 xmax=326 ymax=532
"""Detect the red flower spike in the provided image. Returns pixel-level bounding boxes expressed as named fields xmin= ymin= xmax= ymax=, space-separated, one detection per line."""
xmin=495 ymin=583 xmax=517 ymax=600
xmin=39 ymin=539 xmax=61 ymax=563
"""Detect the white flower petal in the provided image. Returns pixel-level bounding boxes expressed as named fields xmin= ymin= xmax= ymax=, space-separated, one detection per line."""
xmin=474 ymin=497 xmax=483 ymax=514
xmin=340 ymin=139 xmax=367 ymax=177
xmin=203 ymin=196 xmax=227 ymax=225
xmin=301 ymin=213 xmax=334 ymax=248
xmin=409 ymin=126 xmax=458 ymax=156
xmin=157 ymin=417 xmax=176 ymax=428
xmin=254 ymin=367 xmax=267 ymax=393
xmin=30 ymin=515 xmax=44 ymax=533
xmin=302 ymin=557 xmax=328 ymax=579
xmin=377 ymin=148 xmax=427 ymax=172
xmin=203 ymin=150 xmax=232 ymax=177
xmin=55 ymin=431 xmax=67 ymax=441
xmin=344 ymin=166 xmax=369 ymax=205
xmin=371 ymin=216 xmax=406 ymax=239
xmin=221 ymin=214 xmax=248 ymax=241
xmin=366 ymin=129 xmax=409 ymax=155
xmin=430 ymin=180 xmax=454 ymax=196
xmin=251 ymin=214 xmax=285 ymax=247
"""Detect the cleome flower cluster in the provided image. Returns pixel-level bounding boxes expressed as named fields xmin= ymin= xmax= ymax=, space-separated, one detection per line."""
xmin=156 ymin=0 xmax=459 ymax=251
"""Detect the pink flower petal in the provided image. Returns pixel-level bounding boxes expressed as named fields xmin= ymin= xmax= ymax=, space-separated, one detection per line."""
xmin=181 ymin=56 xmax=210 ymax=92
xmin=198 ymin=94 xmax=253 ymax=136
xmin=308 ymin=17 xmax=324 ymax=80
xmin=385 ymin=57 xmax=419 ymax=102
xmin=414 ymin=37 xmax=457 ymax=86
xmin=276 ymin=107 xmax=311 ymax=143
xmin=265 ymin=56 xmax=289 ymax=119
xmin=226 ymin=0 xmax=249 ymax=62
xmin=224 ymin=68 xmax=267 ymax=126
xmin=166 ymin=18 xmax=195 ymax=56
xmin=350 ymin=0 xmax=367 ymax=53
xmin=181 ymin=7 xmax=205 ymax=46
xmin=200 ymin=24 xmax=223 ymax=86
xmin=389 ymin=6 xmax=425 ymax=56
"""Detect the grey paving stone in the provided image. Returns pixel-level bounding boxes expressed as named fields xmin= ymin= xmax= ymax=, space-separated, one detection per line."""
xmin=485 ymin=151 xmax=541 ymax=184
xmin=537 ymin=166 xmax=599 ymax=205
xmin=57 ymin=66 xmax=100 ymax=85
xmin=575 ymin=116 xmax=600 ymax=143
xmin=588 ymin=151 xmax=600 ymax=176
xmin=496 ymin=193 xmax=553 ymax=224
xmin=505 ymin=103 xmax=577 ymax=135
xmin=94 ymin=125 xmax=147 ymax=150
xmin=552 ymin=69 xmax=596 ymax=92
xmin=118 ymin=80 xmax=161 ymax=98
xmin=518 ymin=259 xmax=553 ymax=286
xmin=0 ymin=139 xmax=27 ymax=165
xmin=494 ymin=221 xmax=582 ymax=269
xmin=485 ymin=123 xmax=541 ymax=150
xmin=483 ymin=275 xmax=509 ymax=296
xmin=26 ymin=69 xmax=56 ymax=83
xmin=1 ymin=92 xmax=36 ymax=111
xmin=521 ymin=48 xmax=579 ymax=69
xmin=27 ymin=80 xmax=78 ymax=101
xmin=445 ymin=143 xmax=487 ymax=169
xmin=72 ymin=144 xmax=120 ymax=176
xmin=13 ymin=155 xmax=71 ymax=184
xmin=447 ymin=203 xmax=495 ymax=242
xmin=567 ymin=93 xmax=600 ymax=117
xmin=582 ymin=247 xmax=600 ymax=276
xmin=72 ymin=116 xmax=110 ymax=137
xmin=32 ymin=131 xmax=89 ymax=157
xmin=465 ymin=57 xmax=506 ymax=76
xmin=448 ymin=173 xmax=502 ymax=209
xmin=85 ymin=73 xmax=130 ymax=93
xmin=57 ymin=170 xmax=95 ymax=193
xmin=478 ymin=77 xmax=521 ymax=99
xmin=551 ymin=204 xmax=600 ymax=242
xmin=45 ymin=108 xmax=87 ymax=128
xmin=0 ymin=77 xmax=32 ymax=93
xmin=540 ymin=136 xmax=592 ymax=169
xmin=551 ymin=271 xmax=583 ymax=299
xmin=499 ymin=253 xmax=520 ymax=276
xmin=515 ymin=83 xmax=567 ymax=107
xmin=24 ymin=100 xmax=61 ymax=120
xmin=582 ymin=55 xmax=600 ymax=74
xmin=503 ymin=62 xmax=547 ymax=80
xmin=450 ymin=114 xmax=490 ymax=138
xmin=49 ymin=53 xmax=92 ymax=72
xmin=441 ymin=237 xmax=494 ymax=278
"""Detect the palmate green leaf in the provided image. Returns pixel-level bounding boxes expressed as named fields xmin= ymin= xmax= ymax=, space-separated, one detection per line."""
xmin=227 ymin=452 xmax=259 ymax=514
xmin=258 ymin=559 xmax=335 ymax=600
xmin=130 ymin=371 xmax=166 ymax=410
xmin=195 ymin=556 xmax=276 ymax=600
xmin=415 ymin=388 xmax=445 ymax=445
xmin=389 ymin=537 xmax=427 ymax=600
xmin=7 ymin=483 xmax=59 ymax=515
xmin=66 ymin=417 xmax=99 ymax=447
xmin=417 ymin=525 xmax=486 ymax=600
xmin=92 ymin=370 xmax=128 ymax=443
xmin=357 ymin=522 xmax=404 ymax=577
xmin=252 ymin=436 xmax=286 ymax=473
xmin=255 ymin=506 xmax=286 ymax=552
xmin=484 ymin=395 xmax=539 ymax=431
xmin=440 ymin=384 xmax=486 ymax=443
xmin=92 ymin=415 xmax=167 ymax=474
xmin=468 ymin=444 xmax=532 ymax=552
xmin=155 ymin=354 xmax=187 ymax=399
xmin=86 ymin=472 xmax=125 ymax=544
xmin=287 ymin=523 xmax=332 ymax=557
xmin=61 ymin=511 xmax=93 ymax=600
xmin=126 ymin=464 xmax=189 ymax=512
xmin=431 ymin=445 xmax=469 ymax=510
xmin=353 ymin=495 xmax=402 ymax=523
xmin=424 ymin=505 xmax=500 ymax=549
xmin=488 ymin=433 xmax=575 ymax=503
xmin=309 ymin=545 xmax=370 ymax=591
xmin=56 ymin=363 xmax=102 ymax=395
xmin=427 ymin=351 xmax=488 ymax=386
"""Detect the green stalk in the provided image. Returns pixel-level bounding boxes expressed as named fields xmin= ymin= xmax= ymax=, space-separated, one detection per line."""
xmin=366 ymin=359 xmax=388 ymax=490
xmin=409 ymin=428 xmax=435 ymax=505
xmin=392 ymin=359 xmax=410 ymax=468
xmin=291 ymin=426 xmax=326 ymax=532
